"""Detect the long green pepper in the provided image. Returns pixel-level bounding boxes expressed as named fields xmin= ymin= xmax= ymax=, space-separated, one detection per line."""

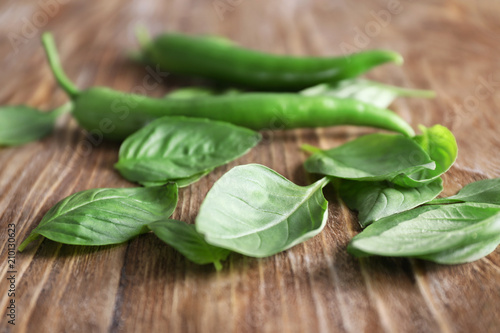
xmin=42 ymin=32 xmax=414 ymax=141
xmin=137 ymin=31 xmax=404 ymax=91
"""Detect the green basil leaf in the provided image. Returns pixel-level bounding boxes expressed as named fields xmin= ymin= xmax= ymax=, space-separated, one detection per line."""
xmin=348 ymin=203 xmax=500 ymax=264
xmin=18 ymin=184 xmax=178 ymax=250
xmin=430 ymin=178 xmax=500 ymax=205
xmin=0 ymin=103 xmax=71 ymax=146
xmin=140 ymin=169 xmax=213 ymax=188
xmin=149 ymin=219 xmax=231 ymax=270
xmin=418 ymin=234 xmax=500 ymax=264
xmin=196 ymin=164 xmax=329 ymax=257
xmin=340 ymin=177 xmax=443 ymax=227
xmin=392 ymin=125 xmax=457 ymax=187
xmin=300 ymin=78 xmax=435 ymax=108
xmin=115 ymin=116 xmax=261 ymax=186
xmin=303 ymin=133 xmax=435 ymax=184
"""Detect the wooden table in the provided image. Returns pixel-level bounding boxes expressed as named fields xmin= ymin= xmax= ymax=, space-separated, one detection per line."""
xmin=1 ymin=0 xmax=499 ymax=332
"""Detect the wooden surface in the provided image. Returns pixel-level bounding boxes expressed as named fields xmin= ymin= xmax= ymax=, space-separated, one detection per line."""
xmin=1 ymin=0 xmax=500 ymax=332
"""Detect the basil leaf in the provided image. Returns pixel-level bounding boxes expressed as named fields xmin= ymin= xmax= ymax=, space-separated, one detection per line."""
xmin=393 ymin=125 xmax=457 ymax=187
xmin=340 ymin=177 xmax=443 ymax=227
xmin=115 ymin=116 xmax=261 ymax=186
xmin=18 ymin=184 xmax=178 ymax=250
xmin=430 ymin=178 xmax=500 ymax=205
xmin=348 ymin=203 xmax=500 ymax=264
xmin=149 ymin=219 xmax=231 ymax=270
xmin=418 ymin=233 xmax=500 ymax=264
xmin=0 ymin=103 xmax=71 ymax=146
xmin=303 ymin=134 xmax=435 ymax=184
xmin=196 ymin=164 xmax=329 ymax=257
xmin=300 ymin=78 xmax=435 ymax=108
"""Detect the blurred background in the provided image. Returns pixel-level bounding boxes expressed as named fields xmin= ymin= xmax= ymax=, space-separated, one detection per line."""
xmin=1 ymin=1 xmax=499 ymax=175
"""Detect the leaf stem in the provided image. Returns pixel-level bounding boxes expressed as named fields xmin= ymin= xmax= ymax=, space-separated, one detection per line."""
xmin=129 ymin=26 xmax=152 ymax=63
xmin=213 ymin=260 xmax=223 ymax=271
xmin=317 ymin=176 xmax=332 ymax=188
xmin=135 ymin=25 xmax=152 ymax=49
xmin=301 ymin=144 xmax=323 ymax=155
xmin=366 ymin=79 xmax=436 ymax=98
xmin=50 ymin=101 xmax=73 ymax=119
xmin=41 ymin=32 xmax=79 ymax=99
xmin=18 ymin=233 xmax=41 ymax=252
xmin=391 ymin=86 xmax=436 ymax=98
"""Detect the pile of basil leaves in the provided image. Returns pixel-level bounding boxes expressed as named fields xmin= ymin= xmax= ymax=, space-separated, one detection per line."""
xmin=3 ymin=80 xmax=499 ymax=270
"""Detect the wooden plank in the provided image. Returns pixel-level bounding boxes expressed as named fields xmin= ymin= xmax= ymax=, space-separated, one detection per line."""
xmin=0 ymin=0 xmax=499 ymax=332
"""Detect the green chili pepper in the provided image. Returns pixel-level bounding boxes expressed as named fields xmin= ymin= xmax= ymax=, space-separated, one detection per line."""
xmin=136 ymin=30 xmax=403 ymax=91
xmin=42 ymin=32 xmax=414 ymax=141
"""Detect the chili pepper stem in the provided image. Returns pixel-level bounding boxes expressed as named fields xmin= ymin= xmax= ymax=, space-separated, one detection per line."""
xmin=42 ymin=32 xmax=79 ymax=99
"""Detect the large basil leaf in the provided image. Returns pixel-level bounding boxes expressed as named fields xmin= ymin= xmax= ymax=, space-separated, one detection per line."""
xmin=430 ymin=178 xmax=500 ymax=205
xmin=300 ymin=78 xmax=435 ymax=108
xmin=149 ymin=219 xmax=231 ymax=270
xmin=0 ymin=103 xmax=71 ymax=146
xmin=196 ymin=164 xmax=329 ymax=257
xmin=340 ymin=177 xmax=443 ymax=227
xmin=115 ymin=116 xmax=261 ymax=186
xmin=18 ymin=184 xmax=178 ymax=250
xmin=303 ymin=134 xmax=435 ymax=184
xmin=393 ymin=125 xmax=457 ymax=187
xmin=348 ymin=203 xmax=500 ymax=264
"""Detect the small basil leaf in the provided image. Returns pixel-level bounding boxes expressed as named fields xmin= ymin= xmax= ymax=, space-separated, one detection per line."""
xmin=140 ymin=169 xmax=213 ymax=188
xmin=0 ymin=103 xmax=71 ymax=146
xmin=303 ymin=133 xmax=435 ymax=184
xmin=149 ymin=219 xmax=231 ymax=270
xmin=18 ymin=184 xmax=178 ymax=251
xmin=430 ymin=178 xmax=500 ymax=205
xmin=196 ymin=164 xmax=329 ymax=257
xmin=300 ymin=78 xmax=435 ymax=109
xmin=393 ymin=125 xmax=457 ymax=187
xmin=115 ymin=116 xmax=261 ymax=186
xmin=340 ymin=177 xmax=443 ymax=227
xmin=348 ymin=203 xmax=500 ymax=264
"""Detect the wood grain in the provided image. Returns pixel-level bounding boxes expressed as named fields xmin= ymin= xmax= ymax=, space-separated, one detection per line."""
xmin=1 ymin=0 xmax=500 ymax=332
